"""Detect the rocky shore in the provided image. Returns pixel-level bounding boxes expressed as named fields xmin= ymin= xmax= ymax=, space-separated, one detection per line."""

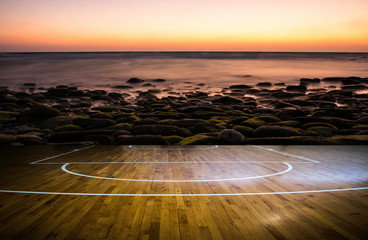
xmin=1 ymin=76 xmax=368 ymax=145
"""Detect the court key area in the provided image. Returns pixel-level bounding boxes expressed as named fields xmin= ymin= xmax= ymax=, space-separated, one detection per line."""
xmin=0 ymin=145 xmax=367 ymax=239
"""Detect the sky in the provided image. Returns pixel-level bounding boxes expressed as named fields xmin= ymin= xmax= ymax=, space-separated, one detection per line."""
xmin=0 ymin=0 xmax=368 ymax=52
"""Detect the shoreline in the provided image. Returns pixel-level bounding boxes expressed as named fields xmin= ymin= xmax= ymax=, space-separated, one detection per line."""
xmin=1 ymin=76 xmax=368 ymax=145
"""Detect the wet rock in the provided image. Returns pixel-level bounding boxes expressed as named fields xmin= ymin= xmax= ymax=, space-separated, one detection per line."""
xmin=127 ymin=78 xmax=144 ymax=83
xmin=254 ymin=116 xmax=281 ymax=123
xmin=329 ymin=135 xmax=368 ymax=144
xmin=164 ymin=135 xmax=184 ymax=144
xmin=229 ymin=85 xmax=252 ymax=89
xmin=286 ymin=85 xmax=307 ymax=92
xmin=218 ymin=129 xmax=245 ymax=144
xmin=40 ymin=115 xmax=80 ymax=129
xmin=300 ymin=78 xmax=320 ymax=84
xmin=311 ymin=108 xmax=354 ymax=119
xmin=269 ymin=120 xmax=302 ymax=128
xmin=73 ymin=117 xmax=115 ymax=129
xmin=112 ymin=85 xmax=133 ymax=89
xmin=90 ymin=112 xmax=113 ymax=119
xmin=0 ymin=134 xmax=17 ymax=145
xmin=179 ymin=134 xmax=218 ymax=145
xmin=192 ymin=122 xmax=223 ymax=134
xmin=92 ymin=106 xmax=121 ymax=112
xmin=228 ymin=116 xmax=251 ymax=125
xmin=355 ymin=116 xmax=368 ymax=125
xmin=271 ymin=91 xmax=293 ymax=99
xmin=152 ymin=79 xmax=166 ymax=82
xmin=256 ymin=82 xmax=272 ymax=87
xmin=106 ymin=123 xmax=132 ymax=131
xmin=246 ymin=136 xmax=334 ymax=145
xmin=302 ymin=122 xmax=337 ymax=130
xmin=307 ymin=126 xmax=336 ymax=137
xmin=54 ymin=125 xmax=84 ymax=132
xmin=341 ymin=84 xmax=368 ymax=90
xmin=253 ymin=125 xmax=301 ymax=138
xmin=115 ymin=135 xmax=169 ymax=145
xmin=131 ymin=119 xmax=158 ymax=125
xmin=276 ymin=108 xmax=307 ymax=119
xmin=132 ymin=125 xmax=191 ymax=137
xmin=18 ymin=103 xmax=60 ymax=122
xmin=84 ymin=135 xmax=112 ymax=145
xmin=16 ymin=134 xmax=44 ymax=145
xmin=193 ymin=110 xmax=227 ymax=118
xmin=212 ymin=96 xmax=243 ymax=104
xmin=142 ymin=83 xmax=153 ymax=87
xmin=322 ymin=77 xmax=345 ymax=82
xmin=171 ymin=119 xmax=206 ymax=128
xmin=0 ymin=111 xmax=18 ymax=124
xmin=232 ymin=126 xmax=253 ymax=137
xmin=352 ymin=124 xmax=368 ymax=130
xmin=342 ymin=78 xmax=362 ymax=85
xmin=240 ymin=118 xmax=267 ymax=129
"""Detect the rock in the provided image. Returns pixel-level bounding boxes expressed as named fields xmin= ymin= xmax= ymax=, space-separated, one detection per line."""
xmin=18 ymin=103 xmax=60 ymax=122
xmin=307 ymin=126 xmax=336 ymax=137
xmin=73 ymin=117 xmax=115 ymax=129
xmin=228 ymin=116 xmax=250 ymax=125
xmin=171 ymin=119 xmax=206 ymax=128
xmin=192 ymin=122 xmax=223 ymax=134
xmin=253 ymin=125 xmax=300 ymax=138
xmin=84 ymin=135 xmax=112 ymax=145
xmin=322 ymin=77 xmax=345 ymax=82
xmin=271 ymin=91 xmax=293 ymax=99
xmin=254 ymin=116 xmax=281 ymax=123
xmin=212 ymin=96 xmax=243 ymax=104
xmin=132 ymin=125 xmax=191 ymax=137
xmin=164 ymin=135 xmax=184 ymax=144
xmin=240 ymin=118 xmax=267 ymax=129
xmin=0 ymin=134 xmax=17 ymax=145
xmin=286 ymin=85 xmax=307 ymax=92
xmin=341 ymin=84 xmax=368 ymax=90
xmin=269 ymin=120 xmax=302 ymax=128
xmin=127 ymin=78 xmax=144 ymax=83
xmin=106 ymin=123 xmax=132 ymax=131
xmin=90 ymin=112 xmax=113 ymax=119
xmin=131 ymin=119 xmax=159 ymax=125
xmin=193 ymin=110 xmax=227 ymax=118
xmin=232 ymin=126 xmax=253 ymax=137
xmin=302 ymin=122 xmax=337 ymax=130
xmin=54 ymin=125 xmax=84 ymax=132
xmin=312 ymin=108 xmax=354 ymax=119
xmin=246 ymin=136 xmax=334 ymax=145
xmin=152 ymin=79 xmax=166 ymax=82
xmin=329 ymin=135 xmax=368 ymax=144
xmin=256 ymin=82 xmax=272 ymax=87
xmin=0 ymin=111 xmax=18 ymax=124
xmin=40 ymin=115 xmax=79 ymax=129
xmin=342 ymin=79 xmax=362 ymax=85
xmin=276 ymin=108 xmax=307 ymax=119
xmin=112 ymin=85 xmax=133 ymax=89
xmin=16 ymin=134 xmax=44 ymax=145
xmin=355 ymin=116 xmax=368 ymax=125
xmin=179 ymin=134 xmax=218 ymax=145
xmin=91 ymin=106 xmax=121 ymax=112
xmin=300 ymin=78 xmax=320 ymax=84
xmin=115 ymin=135 xmax=169 ymax=145
xmin=229 ymin=85 xmax=252 ymax=89
xmin=218 ymin=129 xmax=245 ymax=144
xmin=352 ymin=124 xmax=368 ymax=130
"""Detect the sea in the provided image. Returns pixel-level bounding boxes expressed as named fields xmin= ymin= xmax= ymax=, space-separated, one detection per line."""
xmin=0 ymin=52 xmax=367 ymax=97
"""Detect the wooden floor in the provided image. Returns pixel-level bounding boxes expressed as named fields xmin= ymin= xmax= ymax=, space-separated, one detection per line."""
xmin=0 ymin=145 xmax=367 ymax=240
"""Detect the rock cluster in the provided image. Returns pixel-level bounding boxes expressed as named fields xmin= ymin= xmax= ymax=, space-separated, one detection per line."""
xmin=1 ymin=76 xmax=368 ymax=145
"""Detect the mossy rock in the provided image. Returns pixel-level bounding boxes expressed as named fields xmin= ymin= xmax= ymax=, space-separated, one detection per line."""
xmin=269 ymin=121 xmax=302 ymax=128
xmin=18 ymin=103 xmax=60 ymax=122
xmin=240 ymin=118 xmax=267 ymax=129
xmin=16 ymin=134 xmax=44 ymax=145
xmin=246 ymin=136 xmax=334 ymax=145
xmin=90 ymin=112 xmax=113 ymax=119
xmin=113 ymin=113 xmax=135 ymax=120
xmin=73 ymin=117 xmax=115 ymax=129
xmin=232 ymin=126 xmax=253 ymax=137
xmin=0 ymin=111 xmax=18 ymax=123
xmin=312 ymin=108 xmax=354 ymax=119
xmin=179 ymin=134 xmax=218 ymax=145
xmin=192 ymin=122 xmax=223 ymax=134
xmin=106 ymin=123 xmax=132 ymax=131
xmin=218 ymin=129 xmax=245 ymax=144
xmin=164 ymin=135 xmax=184 ymax=145
xmin=54 ymin=125 xmax=84 ymax=132
xmin=352 ymin=124 xmax=368 ymax=130
xmin=302 ymin=122 xmax=338 ymax=130
xmin=254 ymin=116 xmax=281 ymax=123
xmin=329 ymin=135 xmax=368 ymax=144
xmin=193 ymin=110 xmax=227 ymax=118
xmin=307 ymin=126 xmax=336 ymax=137
xmin=254 ymin=125 xmax=301 ymax=138
xmin=91 ymin=106 xmax=121 ymax=112
xmin=131 ymin=119 xmax=159 ymax=125
xmin=115 ymin=135 xmax=169 ymax=145
xmin=84 ymin=135 xmax=113 ymax=145
xmin=40 ymin=115 xmax=80 ymax=129
xmin=171 ymin=119 xmax=206 ymax=128
xmin=0 ymin=134 xmax=17 ymax=145
xmin=132 ymin=125 xmax=190 ymax=137
xmin=21 ymin=131 xmax=45 ymax=137
xmin=228 ymin=116 xmax=250 ymax=125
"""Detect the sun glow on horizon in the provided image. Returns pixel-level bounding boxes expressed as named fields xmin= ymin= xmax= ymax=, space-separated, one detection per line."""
xmin=1 ymin=0 xmax=368 ymax=52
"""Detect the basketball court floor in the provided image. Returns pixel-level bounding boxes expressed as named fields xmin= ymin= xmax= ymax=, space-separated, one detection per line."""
xmin=0 ymin=145 xmax=367 ymax=239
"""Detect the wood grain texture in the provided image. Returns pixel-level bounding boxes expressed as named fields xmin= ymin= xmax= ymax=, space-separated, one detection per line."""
xmin=0 ymin=145 xmax=367 ymax=239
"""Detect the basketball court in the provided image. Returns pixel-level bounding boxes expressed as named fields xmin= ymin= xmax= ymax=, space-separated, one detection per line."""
xmin=0 ymin=145 xmax=367 ymax=239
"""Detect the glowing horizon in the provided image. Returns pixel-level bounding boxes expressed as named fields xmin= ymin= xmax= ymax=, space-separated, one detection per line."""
xmin=1 ymin=0 xmax=368 ymax=52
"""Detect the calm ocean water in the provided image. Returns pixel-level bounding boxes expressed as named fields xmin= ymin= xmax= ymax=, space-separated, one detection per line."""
xmin=0 ymin=52 xmax=367 ymax=95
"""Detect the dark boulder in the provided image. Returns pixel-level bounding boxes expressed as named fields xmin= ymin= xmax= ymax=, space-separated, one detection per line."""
xmin=253 ymin=125 xmax=300 ymax=138
xmin=127 ymin=78 xmax=144 ymax=83
xmin=218 ymin=129 xmax=245 ymax=144
xmin=73 ymin=117 xmax=115 ymax=129
xmin=212 ymin=96 xmax=243 ymax=104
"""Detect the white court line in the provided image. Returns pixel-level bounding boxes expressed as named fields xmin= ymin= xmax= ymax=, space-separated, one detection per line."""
xmin=252 ymin=145 xmax=320 ymax=163
xmin=36 ymin=161 xmax=315 ymax=165
xmin=30 ymin=145 xmax=94 ymax=164
xmin=129 ymin=145 xmax=219 ymax=150
xmin=61 ymin=162 xmax=293 ymax=182
xmin=0 ymin=187 xmax=367 ymax=197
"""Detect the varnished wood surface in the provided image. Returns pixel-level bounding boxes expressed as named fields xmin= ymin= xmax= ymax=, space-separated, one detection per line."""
xmin=0 ymin=145 xmax=367 ymax=239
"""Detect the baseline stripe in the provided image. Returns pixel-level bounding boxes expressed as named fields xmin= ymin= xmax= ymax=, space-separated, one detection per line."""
xmin=30 ymin=145 xmax=94 ymax=164
xmin=252 ymin=145 xmax=320 ymax=163
xmin=0 ymin=187 xmax=367 ymax=197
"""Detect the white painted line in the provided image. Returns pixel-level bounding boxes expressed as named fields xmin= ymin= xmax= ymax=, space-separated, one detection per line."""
xmin=40 ymin=161 xmax=313 ymax=164
xmin=30 ymin=145 xmax=94 ymax=164
xmin=252 ymin=145 xmax=320 ymax=163
xmin=128 ymin=145 xmax=219 ymax=150
xmin=61 ymin=162 xmax=293 ymax=182
xmin=0 ymin=186 xmax=367 ymax=197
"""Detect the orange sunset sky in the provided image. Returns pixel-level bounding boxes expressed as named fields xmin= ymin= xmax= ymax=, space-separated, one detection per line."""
xmin=1 ymin=0 xmax=368 ymax=52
